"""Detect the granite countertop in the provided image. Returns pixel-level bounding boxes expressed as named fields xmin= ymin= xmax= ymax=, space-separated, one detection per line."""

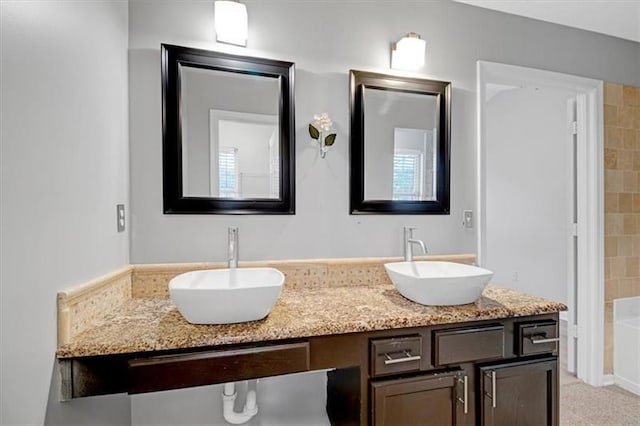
xmin=56 ymin=284 xmax=566 ymax=359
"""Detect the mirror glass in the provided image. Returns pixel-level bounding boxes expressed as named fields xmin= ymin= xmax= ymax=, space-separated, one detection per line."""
xmin=162 ymin=44 xmax=295 ymax=214
xmin=179 ymin=66 xmax=280 ymax=199
xmin=363 ymin=88 xmax=438 ymax=201
xmin=349 ymin=70 xmax=451 ymax=214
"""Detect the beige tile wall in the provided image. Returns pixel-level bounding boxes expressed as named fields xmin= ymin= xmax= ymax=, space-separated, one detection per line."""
xmin=604 ymin=82 xmax=640 ymax=374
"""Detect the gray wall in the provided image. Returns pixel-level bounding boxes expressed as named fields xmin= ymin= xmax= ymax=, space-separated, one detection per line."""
xmin=129 ymin=0 xmax=639 ymax=265
xmin=1 ymin=2 xmax=130 ymax=425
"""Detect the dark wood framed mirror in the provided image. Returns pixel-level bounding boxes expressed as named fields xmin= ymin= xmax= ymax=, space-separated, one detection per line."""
xmin=162 ymin=44 xmax=295 ymax=214
xmin=349 ymin=70 xmax=451 ymax=214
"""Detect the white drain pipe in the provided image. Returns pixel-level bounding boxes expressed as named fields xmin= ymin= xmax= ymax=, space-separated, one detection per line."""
xmin=222 ymin=381 xmax=258 ymax=425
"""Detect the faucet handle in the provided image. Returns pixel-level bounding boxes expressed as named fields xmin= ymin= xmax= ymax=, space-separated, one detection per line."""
xmin=404 ymin=226 xmax=418 ymax=237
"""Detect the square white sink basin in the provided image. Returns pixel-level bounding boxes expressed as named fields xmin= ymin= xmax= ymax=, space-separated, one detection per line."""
xmin=384 ymin=261 xmax=493 ymax=306
xmin=169 ymin=267 xmax=285 ymax=324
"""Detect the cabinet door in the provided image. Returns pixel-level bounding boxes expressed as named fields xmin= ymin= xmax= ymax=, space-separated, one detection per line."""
xmin=479 ymin=357 xmax=558 ymax=426
xmin=371 ymin=371 xmax=469 ymax=426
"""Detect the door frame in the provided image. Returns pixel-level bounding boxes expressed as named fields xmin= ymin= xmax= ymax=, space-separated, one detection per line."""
xmin=565 ymin=96 xmax=578 ymax=374
xmin=476 ymin=61 xmax=605 ymax=386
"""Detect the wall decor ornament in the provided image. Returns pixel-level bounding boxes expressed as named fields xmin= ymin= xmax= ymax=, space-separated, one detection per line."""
xmin=309 ymin=113 xmax=337 ymax=159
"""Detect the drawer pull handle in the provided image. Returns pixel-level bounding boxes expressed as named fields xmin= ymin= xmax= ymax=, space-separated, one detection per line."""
xmin=484 ymin=370 xmax=497 ymax=408
xmin=492 ymin=370 xmax=497 ymax=408
xmin=456 ymin=375 xmax=468 ymax=414
xmin=529 ymin=335 xmax=561 ymax=345
xmin=383 ymin=350 xmax=421 ymax=365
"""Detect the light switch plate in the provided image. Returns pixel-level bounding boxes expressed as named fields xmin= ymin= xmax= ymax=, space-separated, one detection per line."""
xmin=463 ymin=210 xmax=473 ymax=229
xmin=117 ymin=204 xmax=125 ymax=232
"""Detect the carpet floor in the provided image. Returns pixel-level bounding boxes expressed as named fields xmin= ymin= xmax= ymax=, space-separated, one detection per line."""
xmin=559 ymin=320 xmax=639 ymax=425
xmin=560 ymin=381 xmax=640 ymax=425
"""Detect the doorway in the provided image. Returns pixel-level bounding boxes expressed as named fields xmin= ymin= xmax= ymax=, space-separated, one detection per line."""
xmin=477 ymin=61 xmax=605 ymax=386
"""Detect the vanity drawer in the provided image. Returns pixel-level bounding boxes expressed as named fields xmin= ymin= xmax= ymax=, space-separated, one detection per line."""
xmin=516 ymin=320 xmax=559 ymax=356
xmin=127 ymin=342 xmax=309 ymax=394
xmin=434 ymin=325 xmax=505 ymax=366
xmin=370 ymin=335 xmax=422 ymax=377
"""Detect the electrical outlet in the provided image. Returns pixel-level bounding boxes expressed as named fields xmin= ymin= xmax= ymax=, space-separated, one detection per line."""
xmin=117 ymin=204 xmax=125 ymax=232
xmin=463 ymin=210 xmax=473 ymax=229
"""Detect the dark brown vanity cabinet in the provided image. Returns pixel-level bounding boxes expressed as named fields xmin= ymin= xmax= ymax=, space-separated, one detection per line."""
xmin=371 ymin=371 xmax=470 ymax=426
xmin=479 ymin=358 xmax=558 ymax=426
xmin=367 ymin=318 xmax=559 ymax=426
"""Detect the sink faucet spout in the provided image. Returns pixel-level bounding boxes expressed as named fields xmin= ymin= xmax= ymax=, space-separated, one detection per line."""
xmin=404 ymin=226 xmax=428 ymax=262
xmin=228 ymin=227 xmax=238 ymax=269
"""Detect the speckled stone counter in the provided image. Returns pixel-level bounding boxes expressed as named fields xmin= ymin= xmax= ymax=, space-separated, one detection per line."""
xmin=56 ymin=283 xmax=566 ymax=359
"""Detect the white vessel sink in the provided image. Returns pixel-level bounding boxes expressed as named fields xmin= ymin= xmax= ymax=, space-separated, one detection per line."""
xmin=384 ymin=261 xmax=493 ymax=306
xmin=169 ymin=267 xmax=285 ymax=324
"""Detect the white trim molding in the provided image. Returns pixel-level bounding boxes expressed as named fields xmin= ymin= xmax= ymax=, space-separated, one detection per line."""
xmin=602 ymin=374 xmax=615 ymax=387
xmin=477 ymin=61 xmax=605 ymax=387
xmin=577 ymin=82 xmax=605 ymax=387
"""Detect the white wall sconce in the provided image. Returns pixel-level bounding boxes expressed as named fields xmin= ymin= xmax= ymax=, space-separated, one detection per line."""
xmin=214 ymin=0 xmax=248 ymax=46
xmin=391 ymin=33 xmax=426 ymax=71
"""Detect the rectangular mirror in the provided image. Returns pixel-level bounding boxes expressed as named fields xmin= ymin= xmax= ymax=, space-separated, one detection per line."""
xmin=162 ymin=44 xmax=295 ymax=214
xmin=350 ymin=70 xmax=451 ymax=214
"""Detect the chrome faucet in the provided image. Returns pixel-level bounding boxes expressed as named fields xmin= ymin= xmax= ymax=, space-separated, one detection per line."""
xmin=228 ymin=227 xmax=238 ymax=268
xmin=404 ymin=226 xmax=427 ymax=262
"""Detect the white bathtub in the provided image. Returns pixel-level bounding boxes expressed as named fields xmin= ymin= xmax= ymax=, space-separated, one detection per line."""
xmin=614 ymin=296 xmax=640 ymax=395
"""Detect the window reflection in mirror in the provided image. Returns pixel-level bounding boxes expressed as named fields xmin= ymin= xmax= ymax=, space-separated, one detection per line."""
xmin=209 ymin=110 xmax=279 ymax=199
xmin=392 ymin=128 xmax=436 ymax=201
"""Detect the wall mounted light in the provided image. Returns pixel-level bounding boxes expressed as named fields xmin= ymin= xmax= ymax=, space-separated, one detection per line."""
xmin=214 ymin=0 xmax=248 ymax=46
xmin=391 ymin=33 xmax=426 ymax=71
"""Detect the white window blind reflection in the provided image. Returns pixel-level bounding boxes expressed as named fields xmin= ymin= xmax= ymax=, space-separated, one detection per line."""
xmin=218 ymin=147 xmax=238 ymax=198
xmin=392 ymin=150 xmax=423 ymax=200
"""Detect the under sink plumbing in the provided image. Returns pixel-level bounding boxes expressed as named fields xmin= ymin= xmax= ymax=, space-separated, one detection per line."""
xmin=222 ymin=380 xmax=258 ymax=424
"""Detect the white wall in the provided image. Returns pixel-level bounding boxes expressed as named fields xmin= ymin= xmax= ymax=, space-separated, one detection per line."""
xmin=0 ymin=2 xmax=130 ymax=425
xmin=484 ymin=86 xmax=574 ymax=303
xmin=129 ymin=0 xmax=639 ymax=265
